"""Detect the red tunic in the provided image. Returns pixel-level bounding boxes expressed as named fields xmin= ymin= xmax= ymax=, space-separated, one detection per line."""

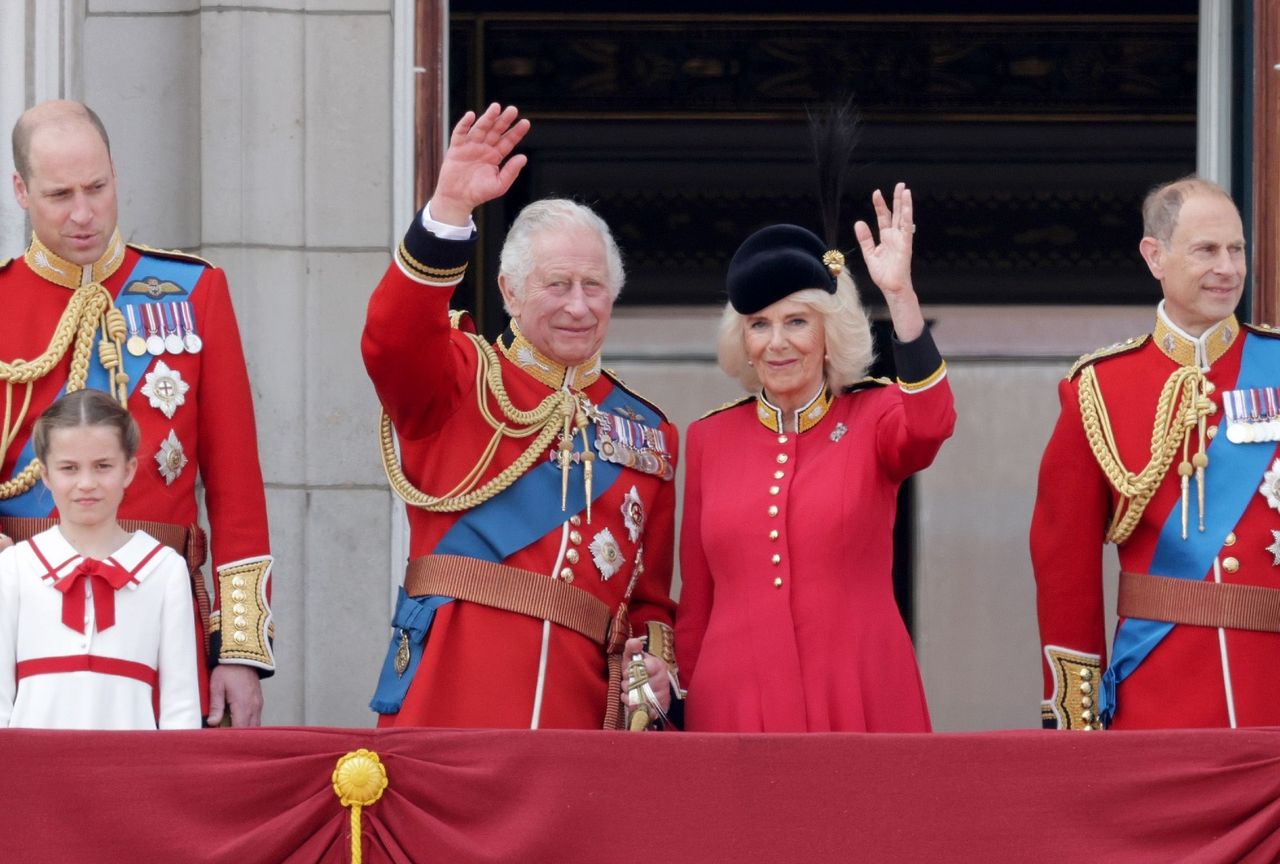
xmin=677 ymin=336 xmax=954 ymax=732
xmin=1032 ymin=311 xmax=1280 ymax=729
xmin=363 ymin=216 xmax=677 ymax=729
xmin=0 ymin=234 xmax=274 ymax=686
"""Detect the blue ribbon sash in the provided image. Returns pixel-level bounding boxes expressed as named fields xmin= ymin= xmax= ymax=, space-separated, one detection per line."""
xmin=0 ymin=255 xmax=205 ymax=517
xmin=1100 ymin=332 xmax=1280 ymax=722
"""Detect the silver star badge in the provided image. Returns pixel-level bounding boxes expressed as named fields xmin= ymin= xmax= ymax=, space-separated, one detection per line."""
xmin=1268 ymin=531 xmax=1280 ymax=567
xmin=621 ymin=485 xmax=645 ymax=543
xmin=155 ymin=430 xmax=188 ymax=485
xmin=589 ymin=528 xmax=622 ymax=581
xmin=141 ymin=360 xmax=189 ymax=419
xmin=1259 ymin=459 xmax=1280 ymax=512
xmin=830 ymin=422 xmax=848 ymax=442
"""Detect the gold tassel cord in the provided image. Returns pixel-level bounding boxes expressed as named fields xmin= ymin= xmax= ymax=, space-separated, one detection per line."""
xmin=1078 ymin=364 xmax=1214 ymax=545
xmin=0 ymin=283 xmax=122 ymax=500
xmin=379 ymin=334 xmax=581 ymax=513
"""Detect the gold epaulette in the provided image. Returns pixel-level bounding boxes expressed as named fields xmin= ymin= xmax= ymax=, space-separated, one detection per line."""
xmin=1066 ymin=334 xmax=1149 ymax=380
xmin=843 ymin=376 xmax=891 ymax=394
xmin=127 ymin=242 xmax=215 ymax=269
xmin=1244 ymin=322 xmax=1280 ymax=338
xmin=602 ymin=368 xmax=670 ymax=422
xmin=448 ymin=309 xmax=476 ymax=333
xmin=698 ymin=394 xmax=753 ymax=420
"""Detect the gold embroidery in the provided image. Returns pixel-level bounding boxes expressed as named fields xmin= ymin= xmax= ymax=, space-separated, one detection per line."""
xmin=755 ymin=386 xmax=833 ymax=434
xmin=498 ymin=320 xmax=602 ymax=390
xmin=1044 ymin=646 xmax=1103 ymax=730
xmin=215 ymin=556 xmax=275 ymax=670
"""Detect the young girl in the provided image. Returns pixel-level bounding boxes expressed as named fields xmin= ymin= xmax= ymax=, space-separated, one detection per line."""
xmin=0 ymin=389 xmax=200 ymax=729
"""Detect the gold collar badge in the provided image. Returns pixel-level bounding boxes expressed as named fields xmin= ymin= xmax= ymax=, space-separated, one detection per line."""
xmin=25 ymin=229 xmax=125 ymax=289
xmin=755 ymin=386 xmax=834 ymax=434
xmin=499 ymin=321 xmax=602 ymax=391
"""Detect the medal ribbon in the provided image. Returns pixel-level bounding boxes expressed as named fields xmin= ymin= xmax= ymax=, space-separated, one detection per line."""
xmin=0 ymin=254 xmax=206 ymax=517
xmin=1100 ymin=332 xmax=1280 ymax=723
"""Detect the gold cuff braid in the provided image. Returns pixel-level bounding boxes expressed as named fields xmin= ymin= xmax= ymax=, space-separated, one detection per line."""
xmin=645 ymin=621 xmax=685 ymax=700
xmin=213 ymin=556 xmax=274 ymax=669
xmin=1044 ymin=646 xmax=1102 ymax=730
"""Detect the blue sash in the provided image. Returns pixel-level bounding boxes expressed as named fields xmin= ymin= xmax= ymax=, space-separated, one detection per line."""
xmin=1100 ymin=333 xmax=1280 ymax=722
xmin=370 ymin=379 xmax=660 ymax=714
xmin=0 ymin=254 xmax=205 ymax=517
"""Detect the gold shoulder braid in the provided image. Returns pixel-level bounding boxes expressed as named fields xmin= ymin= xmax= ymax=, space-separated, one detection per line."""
xmin=1077 ymin=363 xmax=1214 ymax=544
xmin=0 ymin=286 xmax=129 ymax=500
xmin=380 ymin=333 xmax=588 ymax=513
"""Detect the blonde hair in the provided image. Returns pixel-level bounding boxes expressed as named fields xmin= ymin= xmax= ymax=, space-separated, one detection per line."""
xmin=717 ymin=270 xmax=875 ymax=393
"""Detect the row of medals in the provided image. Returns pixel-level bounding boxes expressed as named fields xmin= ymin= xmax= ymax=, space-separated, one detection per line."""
xmin=1222 ymin=387 xmax=1280 ymax=444
xmin=125 ymin=301 xmax=203 ymax=357
xmin=594 ymin=414 xmax=674 ymax=480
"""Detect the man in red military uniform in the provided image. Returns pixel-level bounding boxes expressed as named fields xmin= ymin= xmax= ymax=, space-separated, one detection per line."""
xmin=1032 ymin=176 xmax=1280 ymax=730
xmin=0 ymin=100 xmax=273 ymax=725
xmin=363 ymin=103 xmax=680 ymax=729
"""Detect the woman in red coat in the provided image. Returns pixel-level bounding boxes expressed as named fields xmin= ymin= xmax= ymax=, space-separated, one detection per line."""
xmin=676 ymin=183 xmax=956 ymax=732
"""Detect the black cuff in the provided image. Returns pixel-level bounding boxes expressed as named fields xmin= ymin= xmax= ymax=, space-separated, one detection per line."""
xmin=398 ymin=208 xmax=476 ymax=280
xmin=892 ymin=326 xmax=945 ymax=387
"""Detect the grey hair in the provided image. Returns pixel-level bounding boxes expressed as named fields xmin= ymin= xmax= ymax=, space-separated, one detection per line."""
xmin=1142 ymin=175 xmax=1236 ymax=245
xmin=497 ymin=199 xmax=625 ymax=312
xmin=717 ymin=270 xmax=875 ymax=393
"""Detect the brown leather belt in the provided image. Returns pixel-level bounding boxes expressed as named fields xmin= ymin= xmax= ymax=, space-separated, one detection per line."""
xmin=405 ymin=553 xmax=631 ymax=729
xmin=405 ymin=554 xmax=614 ymax=646
xmin=1119 ymin=570 xmax=1280 ymax=633
xmin=2 ymin=516 xmax=212 ymax=650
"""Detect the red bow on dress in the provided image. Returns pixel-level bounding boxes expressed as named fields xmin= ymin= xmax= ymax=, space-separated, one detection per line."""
xmin=53 ymin=559 xmax=134 ymax=634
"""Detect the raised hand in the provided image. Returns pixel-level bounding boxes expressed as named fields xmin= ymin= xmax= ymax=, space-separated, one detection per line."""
xmin=854 ymin=182 xmax=915 ymax=298
xmin=430 ymin=103 xmax=531 ymax=226
xmin=854 ymin=182 xmax=924 ymax=341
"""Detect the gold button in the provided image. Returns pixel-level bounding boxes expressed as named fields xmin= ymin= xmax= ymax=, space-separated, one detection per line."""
xmin=1080 ymin=681 xmax=1092 ymax=695
xmin=232 ymin=604 xmax=246 ymax=615
xmin=769 ymin=486 xmax=780 ymax=495
xmin=771 ymin=554 xmax=781 ymax=565
xmin=570 ymin=531 xmax=582 ymax=545
xmin=768 ymin=505 xmax=778 ymax=517
xmin=778 ymin=435 xmax=789 ymax=444
xmin=231 ymin=576 xmax=246 ymax=589
xmin=1207 ymin=425 xmax=1218 ymax=440
xmin=566 ymin=549 xmax=580 ymax=564
xmin=231 ymin=590 xmax=246 ymax=602
xmin=1082 ymin=725 xmax=1094 ymax=732
xmin=1203 ymin=381 xmax=1216 ymax=395
xmin=774 ymin=470 xmax=784 ymax=480
xmin=233 ymin=616 xmax=248 ymax=629
xmin=1223 ymin=557 xmax=1240 ymax=573
xmin=773 ymin=577 xmax=783 ymax=588
xmin=1224 ymin=532 xmax=1236 ymax=546
xmin=776 ymin=453 xmax=788 ymax=464
xmin=1079 ymin=668 xmax=1092 ymax=681
xmin=233 ymin=632 xmax=248 ymax=644
xmin=769 ymin=530 xmax=779 ymax=540
xmin=570 ymin=515 xmax=581 ymax=526
xmin=560 ymin=567 xmax=574 ymax=581
xmin=1082 ymin=710 xmax=1093 ymax=723
xmin=1081 ymin=696 xmax=1092 ymax=708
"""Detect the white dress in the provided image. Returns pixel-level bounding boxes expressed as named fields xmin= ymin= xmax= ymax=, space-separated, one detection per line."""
xmin=0 ymin=527 xmax=201 ymax=729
